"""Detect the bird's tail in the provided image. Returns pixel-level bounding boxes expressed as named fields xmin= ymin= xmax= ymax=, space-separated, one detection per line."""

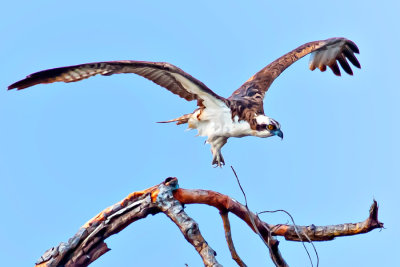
xmin=157 ymin=113 xmax=192 ymax=125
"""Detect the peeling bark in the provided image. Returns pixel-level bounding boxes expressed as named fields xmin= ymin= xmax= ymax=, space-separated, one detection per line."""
xmin=173 ymin=189 xmax=383 ymax=241
xmin=35 ymin=178 xmax=383 ymax=267
xmin=268 ymin=200 xmax=383 ymax=241
xmin=156 ymin=179 xmax=222 ymax=267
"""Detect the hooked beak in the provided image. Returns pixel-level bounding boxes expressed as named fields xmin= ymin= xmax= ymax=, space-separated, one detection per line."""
xmin=275 ymin=129 xmax=284 ymax=140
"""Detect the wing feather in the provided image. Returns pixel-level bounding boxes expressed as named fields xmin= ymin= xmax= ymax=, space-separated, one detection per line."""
xmin=8 ymin=61 xmax=227 ymax=109
xmin=328 ymin=61 xmax=341 ymax=76
xmin=229 ymin=37 xmax=361 ymax=106
xmin=337 ymin=55 xmax=353 ymax=75
xmin=342 ymin=46 xmax=361 ymax=68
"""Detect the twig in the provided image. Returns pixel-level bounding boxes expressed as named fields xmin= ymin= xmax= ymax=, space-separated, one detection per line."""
xmin=258 ymin=209 xmax=319 ymax=267
xmin=230 ymin=166 xmax=288 ymax=267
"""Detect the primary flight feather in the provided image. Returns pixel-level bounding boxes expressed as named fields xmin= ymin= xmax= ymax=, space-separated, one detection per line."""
xmin=8 ymin=37 xmax=360 ymax=167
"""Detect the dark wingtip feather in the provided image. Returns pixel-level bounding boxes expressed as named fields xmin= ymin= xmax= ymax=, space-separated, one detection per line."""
xmin=8 ymin=79 xmax=29 ymax=90
xmin=349 ymin=55 xmax=361 ymax=69
xmin=347 ymin=40 xmax=360 ymax=54
xmin=338 ymin=58 xmax=353 ymax=75
xmin=343 ymin=48 xmax=361 ymax=69
xmin=329 ymin=62 xmax=341 ymax=76
xmin=8 ymin=66 xmax=73 ymax=90
xmin=8 ymin=74 xmax=41 ymax=90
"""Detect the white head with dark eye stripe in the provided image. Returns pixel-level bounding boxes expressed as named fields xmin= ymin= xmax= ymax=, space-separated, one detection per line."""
xmin=254 ymin=115 xmax=283 ymax=139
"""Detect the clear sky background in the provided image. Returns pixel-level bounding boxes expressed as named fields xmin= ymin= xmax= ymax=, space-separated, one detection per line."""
xmin=1 ymin=1 xmax=399 ymax=266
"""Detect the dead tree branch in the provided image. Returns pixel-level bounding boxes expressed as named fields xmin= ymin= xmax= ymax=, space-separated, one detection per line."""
xmin=230 ymin=166 xmax=288 ymax=267
xmin=173 ymin=189 xmax=383 ymax=242
xmin=156 ymin=179 xmax=221 ymax=267
xmin=35 ymin=178 xmax=383 ymax=267
xmin=35 ymin=178 xmax=220 ymax=267
xmin=220 ymin=211 xmax=247 ymax=267
xmin=266 ymin=200 xmax=383 ymax=241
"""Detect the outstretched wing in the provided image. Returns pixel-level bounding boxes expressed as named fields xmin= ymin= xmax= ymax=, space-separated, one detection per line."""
xmin=8 ymin=60 xmax=227 ymax=109
xmin=229 ymin=37 xmax=361 ymax=105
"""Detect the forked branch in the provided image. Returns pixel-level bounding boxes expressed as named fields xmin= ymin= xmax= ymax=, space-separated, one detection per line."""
xmin=35 ymin=178 xmax=383 ymax=267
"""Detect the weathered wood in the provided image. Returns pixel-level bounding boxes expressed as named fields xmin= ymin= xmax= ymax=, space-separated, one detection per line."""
xmin=35 ymin=178 xmax=220 ymax=267
xmin=267 ymin=200 xmax=383 ymax=241
xmin=173 ymin=189 xmax=383 ymax=241
xmin=220 ymin=211 xmax=247 ymax=267
xmin=35 ymin=178 xmax=383 ymax=267
xmin=157 ymin=179 xmax=222 ymax=267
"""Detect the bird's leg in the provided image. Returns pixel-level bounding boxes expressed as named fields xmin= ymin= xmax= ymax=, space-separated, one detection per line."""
xmin=209 ymin=137 xmax=228 ymax=167
xmin=211 ymin=149 xmax=225 ymax=167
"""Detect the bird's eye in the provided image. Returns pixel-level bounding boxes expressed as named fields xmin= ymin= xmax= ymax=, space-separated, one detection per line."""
xmin=268 ymin=124 xmax=275 ymax=130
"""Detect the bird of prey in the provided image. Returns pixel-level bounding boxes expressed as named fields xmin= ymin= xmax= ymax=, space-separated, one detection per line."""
xmin=8 ymin=37 xmax=360 ymax=167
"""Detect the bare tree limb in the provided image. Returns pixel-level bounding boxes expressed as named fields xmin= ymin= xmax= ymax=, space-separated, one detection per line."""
xmin=35 ymin=178 xmax=383 ymax=267
xmin=267 ymin=200 xmax=383 ymax=241
xmin=36 ymin=187 xmax=160 ymax=267
xmin=157 ymin=178 xmax=222 ymax=267
xmin=173 ymin=189 xmax=383 ymax=242
xmin=258 ymin=209 xmax=318 ymax=267
xmin=35 ymin=178 xmax=220 ymax=267
xmin=230 ymin=166 xmax=288 ymax=267
xmin=220 ymin=211 xmax=247 ymax=267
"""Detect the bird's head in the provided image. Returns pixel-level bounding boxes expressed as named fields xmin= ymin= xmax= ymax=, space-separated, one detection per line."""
xmin=253 ymin=115 xmax=283 ymax=139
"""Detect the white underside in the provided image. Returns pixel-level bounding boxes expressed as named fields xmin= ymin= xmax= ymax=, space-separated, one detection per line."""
xmin=189 ymin=108 xmax=254 ymax=139
xmin=187 ymin=107 xmax=255 ymax=166
xmin=169 ymin=73 xmax=258 ymax=166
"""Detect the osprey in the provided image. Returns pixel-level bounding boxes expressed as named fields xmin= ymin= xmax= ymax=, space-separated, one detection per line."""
xmin=8 ymin=37 xmax=360 ymax=167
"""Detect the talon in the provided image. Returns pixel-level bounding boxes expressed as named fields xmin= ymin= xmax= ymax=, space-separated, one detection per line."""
xmin=212 ymin=156 xmax=224 ymax=168
xmin=220 ymin=155 xmax=225 ymax=165
xmin=209 ymin=137 xmax=228 ymax=167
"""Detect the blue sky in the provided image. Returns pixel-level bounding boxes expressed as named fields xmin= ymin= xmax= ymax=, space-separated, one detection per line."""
xmin=1 ymin=1 xmax=399 ymax=266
